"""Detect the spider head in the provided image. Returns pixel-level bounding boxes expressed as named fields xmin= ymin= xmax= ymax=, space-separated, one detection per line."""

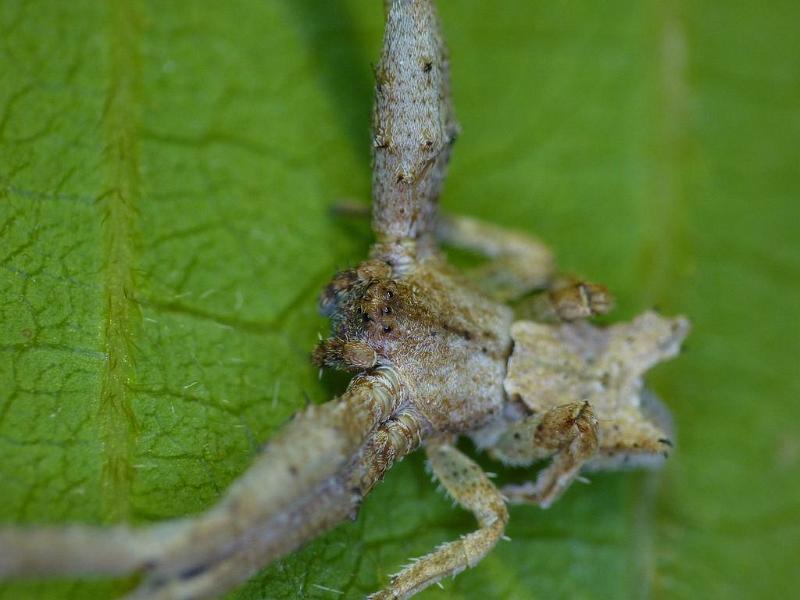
xmin=315 ymin=259 xmax=401 ymax=372
xmin=319 ymin=260 xmax=394 ymax=320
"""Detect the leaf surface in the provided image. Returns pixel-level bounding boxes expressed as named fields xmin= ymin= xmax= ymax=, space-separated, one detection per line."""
xmin=1 ymin=1 xmax=798 ymax=598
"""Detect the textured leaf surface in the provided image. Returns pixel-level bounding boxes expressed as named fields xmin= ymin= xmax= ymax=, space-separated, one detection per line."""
xmin=1 ymin=1 xmax=798 ymax=598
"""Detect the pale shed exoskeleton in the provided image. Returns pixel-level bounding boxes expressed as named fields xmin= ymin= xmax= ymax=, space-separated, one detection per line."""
xmin=0 ymin=1 xmax=689 ymax=598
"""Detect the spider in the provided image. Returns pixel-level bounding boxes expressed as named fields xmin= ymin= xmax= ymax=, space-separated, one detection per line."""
xmin=0 ymin=1 xmax=688 ymax=598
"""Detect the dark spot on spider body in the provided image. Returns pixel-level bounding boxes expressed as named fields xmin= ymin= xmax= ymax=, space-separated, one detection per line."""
xmin=179 ymin=563 xmax=210 ymax=581
xmin=441 ymin=322 xmax=474 ymax=341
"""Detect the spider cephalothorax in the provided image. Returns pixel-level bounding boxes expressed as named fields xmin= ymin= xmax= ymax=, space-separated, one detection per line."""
xmin=315 ymin=259 xmax=513 ymax=433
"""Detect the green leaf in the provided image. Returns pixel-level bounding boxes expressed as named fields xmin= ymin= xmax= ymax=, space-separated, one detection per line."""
xmin=1 ymin=1 xmax=798 ymax=599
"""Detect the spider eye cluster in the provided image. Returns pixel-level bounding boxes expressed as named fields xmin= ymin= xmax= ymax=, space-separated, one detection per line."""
xmin=356 ymin=279 xmax=398 ymax=337
xmin=318 ymin=260 xmax=394 ymax=317
xmin=314 ymin=260 xmax=401 ymax=373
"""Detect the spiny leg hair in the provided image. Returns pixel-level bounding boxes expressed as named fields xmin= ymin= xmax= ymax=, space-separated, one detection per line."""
xmin=368 ymin=441 xmax=508 ymax=599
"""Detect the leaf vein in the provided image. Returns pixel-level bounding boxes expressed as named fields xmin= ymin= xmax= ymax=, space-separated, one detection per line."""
xmin=96 ymin=0 xmax=144 ymax=522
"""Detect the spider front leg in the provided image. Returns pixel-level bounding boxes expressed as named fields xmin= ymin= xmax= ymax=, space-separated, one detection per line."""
xmin=0 ymin=368 xmax=408 ymax=599
xmin=369 ymin=440 xmax=508 ymax=600
xmin=125 ymin=409 xmax=426 ymax=600
xmin=488 ymin=402 xmax=599 ymax=508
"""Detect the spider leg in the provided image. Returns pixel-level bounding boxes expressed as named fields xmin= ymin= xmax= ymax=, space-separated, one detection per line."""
xmin=584 ymin=388 xmax=677 ymax=471
xmin=436 ymin=214 xmax=621 ymax=316
xmin=523 ymin=277 xmax=614 ymax=322
xmin=0 ymin=525 xmax=161 ymax=577
xmin=125 ymin=411 xmax=426 ymax=600
xmin=436 ymin=213 xmax=556 ymax=299
xmin=488 ymin=402 xmax=599 ymax=508
xmin=0 ymin=368 xmax=407 ymax=588
xmin=368 ymin=440 xmax=508 ymax=600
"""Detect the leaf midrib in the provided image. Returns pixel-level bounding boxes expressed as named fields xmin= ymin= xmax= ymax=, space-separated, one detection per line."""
xmin=96 ymin=0 xmax=142 ymax=523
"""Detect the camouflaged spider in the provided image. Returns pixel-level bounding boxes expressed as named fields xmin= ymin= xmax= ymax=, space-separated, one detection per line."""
xmin=0 ymin=1 xmax=689 ymax=598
